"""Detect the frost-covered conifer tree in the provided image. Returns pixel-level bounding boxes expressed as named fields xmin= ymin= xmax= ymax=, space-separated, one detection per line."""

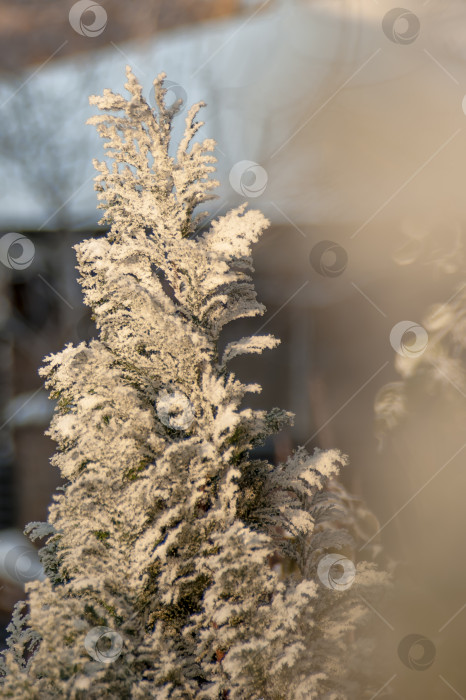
xmin=0 ymin=68 xmax=386 ymax=699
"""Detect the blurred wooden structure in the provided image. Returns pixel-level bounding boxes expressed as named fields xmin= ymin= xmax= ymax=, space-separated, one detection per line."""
xmin=0 ymin=0 xmax=242 ymax=72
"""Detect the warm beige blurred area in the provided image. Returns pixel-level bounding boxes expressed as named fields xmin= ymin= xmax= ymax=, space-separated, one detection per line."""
xmin=1 ymin=0 xmax=466 ymax=696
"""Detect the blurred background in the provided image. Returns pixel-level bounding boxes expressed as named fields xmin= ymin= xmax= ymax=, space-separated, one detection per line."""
xmin=1 ymin=0 xmax=466 ymax=696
